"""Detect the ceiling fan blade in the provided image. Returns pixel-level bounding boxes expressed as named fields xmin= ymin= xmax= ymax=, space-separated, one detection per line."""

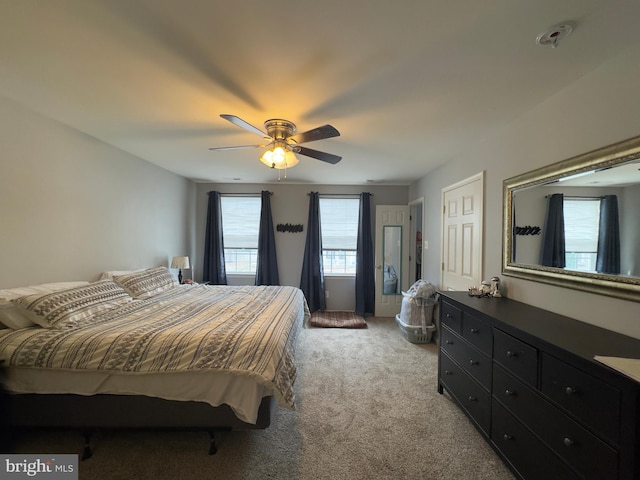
xmin=295 ymin=146 xmax=342 ymax=164
xmin=220 ymin=114 xmax=270 ymax=138
xmin=288 ymin=124 xmax=340 ymax=144
xmin=208 ymin=144 xmax=266 ymax=151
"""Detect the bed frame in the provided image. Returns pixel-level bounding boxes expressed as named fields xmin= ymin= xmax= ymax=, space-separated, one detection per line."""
xmin=7 ymin=393 xmax=276 ymax=458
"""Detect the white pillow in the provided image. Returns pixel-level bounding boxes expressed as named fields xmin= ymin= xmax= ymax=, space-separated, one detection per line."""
xmin=0 ymin=281 xmax=90 ymax=301
xmin=113 ymin=266 xmax=177 ymax=299
xmin=0 ymin=300 xmax=41 ymax=329
xmin=12 ymin=280 xmax=132 ymax=329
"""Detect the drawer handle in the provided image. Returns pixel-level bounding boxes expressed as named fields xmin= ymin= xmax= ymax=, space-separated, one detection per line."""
xmin=444 ymin=370 xmax=453 ymax=375
xmin=563 ymin=437 xmax=574 ymax=447
xmin=506 ymin=350 xmax=518 ymax=358
xmin=468 ymin=396 xmax=477 ymax=402
xmin=503 ymin=434 xmax=513 ymax=441
xmin=505 ymin=389 xmax=515 ymax=396
xmin=469 ymin=360 xmax=479 ymax=366
xmin=470 ymin=328 xmax=479 ymax=334
xmin=565 ymin=386 xmax=577 ymax=395
xmin=445 ymin=340 xmax=454 ymax=345
xmin=446 ymin=313 xmax=453 ymax=319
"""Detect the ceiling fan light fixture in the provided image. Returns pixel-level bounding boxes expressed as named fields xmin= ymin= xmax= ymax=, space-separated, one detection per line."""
xmin=211 ymin=114 xmax=340 ymax=171
xmin=259 ymin=142 xmax=299 ymax=169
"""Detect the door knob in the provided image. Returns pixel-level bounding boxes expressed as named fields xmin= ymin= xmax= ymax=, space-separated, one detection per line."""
xmin=376 ymin=264 xmax=382 ymax=269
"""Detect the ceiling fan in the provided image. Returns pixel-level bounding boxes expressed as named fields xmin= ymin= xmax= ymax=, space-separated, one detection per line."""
xmin=209 ymin=114 xmax=341 ymax=169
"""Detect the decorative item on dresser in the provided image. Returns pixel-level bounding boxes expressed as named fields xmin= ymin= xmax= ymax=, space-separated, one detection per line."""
xmin=437 ymin=291 xmax=640 ymax=480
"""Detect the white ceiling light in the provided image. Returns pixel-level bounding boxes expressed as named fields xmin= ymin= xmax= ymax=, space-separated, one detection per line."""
xmin=536 ymin=23 xmax=574 ymax=48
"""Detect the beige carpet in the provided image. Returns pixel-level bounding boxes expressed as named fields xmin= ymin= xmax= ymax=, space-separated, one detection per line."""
xmin=309 ymin=310 xmax=367 ymax=328
xmin=7 ymin=318 xmax=515 ymax=480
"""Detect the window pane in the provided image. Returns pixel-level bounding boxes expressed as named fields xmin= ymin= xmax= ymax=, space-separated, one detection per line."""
xmin=221 ymin=196 xmax=261 ymax=273
xmin=322 ymin=250 xmax=357 ymax=274
xmin=224 ymin=248 xmax=258 ymax=273
xmin=320 ymin=197 xmax=359 ymax=275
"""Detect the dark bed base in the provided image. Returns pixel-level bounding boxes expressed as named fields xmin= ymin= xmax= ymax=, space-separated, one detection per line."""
xmin=7 ymin=394 xmax=275 ymax=458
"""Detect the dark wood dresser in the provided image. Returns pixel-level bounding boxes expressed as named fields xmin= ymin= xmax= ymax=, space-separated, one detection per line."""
xmin=437 ymin=291 xmax=640 ymax=480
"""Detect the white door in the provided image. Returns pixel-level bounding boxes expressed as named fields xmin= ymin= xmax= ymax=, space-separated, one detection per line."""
xmin=375 ymin=205 xmax=409 ymax=317
xmin=441 ymin=172 xmax=484 ymax=291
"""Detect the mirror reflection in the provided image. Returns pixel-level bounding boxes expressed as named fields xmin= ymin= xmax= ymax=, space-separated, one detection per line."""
xmin=503 ymin=134 xmax=640 ymax=301
xmin=512 ymin=173 xmax=639 ymax=277
xmin=383 ymin=225 xmax=402 ymax=295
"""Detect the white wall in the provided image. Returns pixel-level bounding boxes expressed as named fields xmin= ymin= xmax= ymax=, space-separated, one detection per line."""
xmin=195 ymin=183 xmax=408 ymax=310
xmin=409 ymin=43 xmax=640 ymax=339
xmin=0 ymin=96 xmax=196 ymax=288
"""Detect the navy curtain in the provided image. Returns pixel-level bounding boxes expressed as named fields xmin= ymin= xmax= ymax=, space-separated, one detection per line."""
xmin=540 ymin=193 xmax=566 ymax=268
xmin=255 ymin=191 xmax=280 ymax=285
xmin=202 ymin=191 xmax=227 ymax=285
xmin=355 ymin=192 xmax=375 ymax=316
xmin=596 ymin=195 xmax=620 ymax=274
xmin=300 ymin=192 xmax=325 ymax=313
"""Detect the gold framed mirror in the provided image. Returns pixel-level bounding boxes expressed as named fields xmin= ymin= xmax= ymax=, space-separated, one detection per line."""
xmin=502 ymin=134 xmax=640 ymax=302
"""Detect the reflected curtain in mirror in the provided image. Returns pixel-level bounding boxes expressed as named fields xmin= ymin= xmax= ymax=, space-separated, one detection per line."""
xmin=203 ymin=191 xmax=228 ymax=285
xmin=596 ymin=195 xmax=620 ymax=274
xmin=540 ymin=193 xmax=566 ymax=268
xmin=255 ymin=191 xmax=279 ymax=285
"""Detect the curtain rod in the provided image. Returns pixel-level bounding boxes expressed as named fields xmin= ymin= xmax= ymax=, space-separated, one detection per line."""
xmin=218 ymin=192 xmax=272 ymax=196
xmin=308 ymin=193 xmax=372 ymax=197
xmin=545 ymin=194 xmax=604 ymax=199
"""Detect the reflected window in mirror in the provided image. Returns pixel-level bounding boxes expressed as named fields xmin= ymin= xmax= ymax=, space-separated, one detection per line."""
xmin=564 ymin=198 xmax=600 ymax=272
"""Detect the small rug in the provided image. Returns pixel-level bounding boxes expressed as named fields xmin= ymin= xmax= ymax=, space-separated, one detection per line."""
xmin=310 ymin=311 xmax=367 ymax=329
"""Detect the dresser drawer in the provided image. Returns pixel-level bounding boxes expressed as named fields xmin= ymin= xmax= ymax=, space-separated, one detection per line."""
xmin=441 ymin=301 xmax=462 ymax=335
xmin=491 ymin=400 xmax=581 ymax=480
xmin=493 ymin=328 xmax=538 ymax=386
xmin=462 ymin=312 xmax=492 ymax=355
xmin=440 ymin=351 xmax=491 ymax=435
xmin=493 ymin=365 xmax=618 ymax=480
xmin=541 ymin=353 xmax=621 ymax=446
xmin=441 ymin=326 xmax=491 ymax=389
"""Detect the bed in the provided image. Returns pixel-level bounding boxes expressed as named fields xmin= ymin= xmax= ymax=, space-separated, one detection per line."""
xmin=0 ymin=267 xmax=309 ymax=456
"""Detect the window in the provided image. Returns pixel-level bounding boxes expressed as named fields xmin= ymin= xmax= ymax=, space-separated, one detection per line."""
xmin=221 ymin=195 xmax=261 ymax=274
xmin=564 ymin=198 xmax=600 ymax=272
xmin=319 ymin=197 xmax=360 ymax=275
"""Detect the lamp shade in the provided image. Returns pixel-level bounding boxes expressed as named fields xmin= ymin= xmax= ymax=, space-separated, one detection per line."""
xmin=170 ymin=256 xmax=190 ymax=269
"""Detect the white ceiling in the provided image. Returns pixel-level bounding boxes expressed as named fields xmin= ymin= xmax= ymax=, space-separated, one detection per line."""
xmin=2 ymin=0 xmax=640 ymax=185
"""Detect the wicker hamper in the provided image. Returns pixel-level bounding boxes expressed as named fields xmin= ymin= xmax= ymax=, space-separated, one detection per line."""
xmin=396 ymin=314 xmax=436 ymax=343
xmin=396 ymin=280 xmax=437 ymax=344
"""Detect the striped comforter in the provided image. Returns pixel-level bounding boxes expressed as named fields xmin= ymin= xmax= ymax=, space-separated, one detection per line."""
xmin=0 ymin=284 xmax=307 ymax=411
